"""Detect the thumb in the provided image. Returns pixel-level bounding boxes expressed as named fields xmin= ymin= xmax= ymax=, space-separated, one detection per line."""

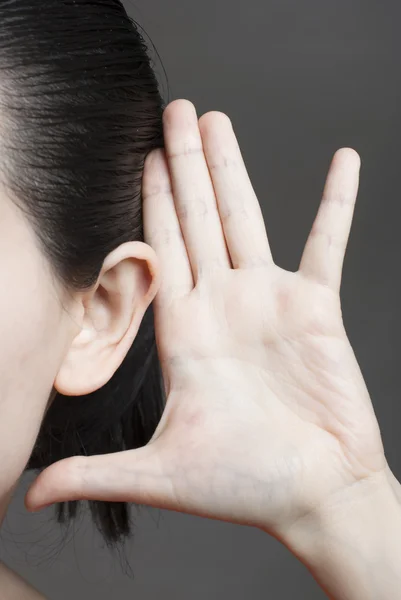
xmin=24 ymin=442 xmax=173 ymax=513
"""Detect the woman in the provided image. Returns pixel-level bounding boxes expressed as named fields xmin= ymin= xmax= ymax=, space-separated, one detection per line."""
xmin=0 ymin=0 xmax=166 ymax=545
xmin=0 ymin=1 xmax=400 ymax=598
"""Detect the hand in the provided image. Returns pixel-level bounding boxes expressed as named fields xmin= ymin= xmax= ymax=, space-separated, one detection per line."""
xmin=25 ymin=99 xmax=389 ymax=540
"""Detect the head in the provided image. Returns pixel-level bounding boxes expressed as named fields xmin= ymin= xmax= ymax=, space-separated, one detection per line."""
xmin=0 ymin=0 xmax=167 ymax=546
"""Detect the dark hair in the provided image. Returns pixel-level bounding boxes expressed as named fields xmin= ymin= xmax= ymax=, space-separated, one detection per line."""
xmin=0 ymin=0 xmax=168 ymax=548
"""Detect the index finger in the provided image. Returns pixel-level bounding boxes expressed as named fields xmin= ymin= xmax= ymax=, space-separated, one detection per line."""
xmin=142 ymin=147 xmax=194 ymax=307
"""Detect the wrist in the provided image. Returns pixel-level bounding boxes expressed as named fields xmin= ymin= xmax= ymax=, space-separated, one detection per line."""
xmin=278 ymin=471 xmax=401 ymax=600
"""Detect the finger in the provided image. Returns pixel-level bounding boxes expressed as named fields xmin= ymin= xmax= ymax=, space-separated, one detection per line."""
xmin=199 ymin=111 xmax=273 ymax=269
xmin=142 ymin=148 xmax=194 ymax=306
xmin=299 ymin=148 xmax=361 ymax=293
xmin=162 ymin=99 xmax=232 ymax=280
xmin=24 ymin=444 xmax=175 ymax=513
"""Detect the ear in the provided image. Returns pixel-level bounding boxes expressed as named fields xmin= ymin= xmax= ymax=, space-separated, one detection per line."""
xmin=53 ymin=241 xmax=161 ymax=396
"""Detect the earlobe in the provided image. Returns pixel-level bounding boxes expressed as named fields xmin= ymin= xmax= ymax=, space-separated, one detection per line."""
xmin=53 ymin=241 xmax=161 ymax=397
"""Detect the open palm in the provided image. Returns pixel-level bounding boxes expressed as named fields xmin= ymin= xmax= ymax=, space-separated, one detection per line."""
xmin=25 ymin=100 xmax=388 ymax=541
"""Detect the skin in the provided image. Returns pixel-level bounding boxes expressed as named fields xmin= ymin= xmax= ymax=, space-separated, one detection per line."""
xmin=2 ymin=98 xmax=401 ymax=598
xmin=0 ymin=562 xmax=47 ymax=599
xmin=25 ymin=100 xmax=396 ymax=531
xmin=0 ymin=168 xmax=161 ymax=529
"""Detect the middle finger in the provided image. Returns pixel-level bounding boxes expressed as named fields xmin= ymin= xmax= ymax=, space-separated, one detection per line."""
xmin=163 ymin=99 xmax=232 ymax=281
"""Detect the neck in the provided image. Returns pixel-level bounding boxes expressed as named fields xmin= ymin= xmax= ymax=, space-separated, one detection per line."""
xmin=0 ymin=485 xmax=16 ymax=528
xmin=0 ymin=562 xmax=47 ymax=599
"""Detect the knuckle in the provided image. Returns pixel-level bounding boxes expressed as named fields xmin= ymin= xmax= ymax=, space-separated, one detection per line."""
xmin=59 ymin=455 xmax=88 ymax=498
xmin=74 ymin=457 xmax=90 ymax=497
xmin=166 ymin=143 xmax=203 ymax=161
xmin=143 ymin=182 xmax=173 ymax=200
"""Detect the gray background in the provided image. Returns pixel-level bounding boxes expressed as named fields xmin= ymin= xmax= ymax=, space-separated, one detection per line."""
xmin=1 ymin=0 xmax=400 ymax=597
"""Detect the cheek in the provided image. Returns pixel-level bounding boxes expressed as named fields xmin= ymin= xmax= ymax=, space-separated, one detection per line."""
xmin=0 ymin=261 xmax=62 ymax=493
